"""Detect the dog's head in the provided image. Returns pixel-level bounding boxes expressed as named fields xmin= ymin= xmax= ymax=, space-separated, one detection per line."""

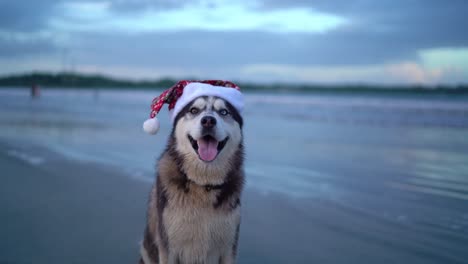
xmin=172 ymin=96 xmax=243 ymax=165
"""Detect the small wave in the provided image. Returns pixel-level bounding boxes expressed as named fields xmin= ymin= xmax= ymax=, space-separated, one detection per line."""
xmin=125 ymin=169 xmax=153 ymax=183
xmin=7 ymin=149 xmax=45 ymax=165
xmin=245 ymin=163 xmax=338 ymax=198
xmin=388 ymin=182 xmax=468 ymax=201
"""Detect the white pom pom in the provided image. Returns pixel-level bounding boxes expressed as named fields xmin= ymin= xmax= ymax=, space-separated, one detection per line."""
xmin=143 ymin=118 xmax=160 ymax=135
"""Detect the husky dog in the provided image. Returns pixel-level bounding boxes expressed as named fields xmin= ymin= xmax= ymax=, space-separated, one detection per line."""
xmin=140 ymin=95 xmax=244 ymax=264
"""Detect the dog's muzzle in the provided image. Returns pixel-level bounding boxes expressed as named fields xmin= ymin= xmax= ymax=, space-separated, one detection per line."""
xmin=188 ymin=134 xmax=229 ymax=162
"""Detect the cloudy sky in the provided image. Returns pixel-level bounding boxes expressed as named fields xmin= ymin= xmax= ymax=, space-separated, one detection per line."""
xmin=1 ymin=0 xmax=467 ymax=85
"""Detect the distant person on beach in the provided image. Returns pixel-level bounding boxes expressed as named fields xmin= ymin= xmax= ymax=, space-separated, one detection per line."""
xmin=31 ymin=84 xmax=40 ymax=98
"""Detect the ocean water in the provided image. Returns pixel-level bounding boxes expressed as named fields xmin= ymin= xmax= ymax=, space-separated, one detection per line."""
xmin=1 ymin=87 xmax=468 ymax=263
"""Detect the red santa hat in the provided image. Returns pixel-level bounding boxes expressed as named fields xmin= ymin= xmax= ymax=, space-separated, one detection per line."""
xmin=143 ymin=80 xmax=244 ymax=135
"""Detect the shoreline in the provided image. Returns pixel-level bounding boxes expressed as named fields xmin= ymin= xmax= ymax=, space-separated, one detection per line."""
xmin=2 ymin=85 xmax=468 ymax=97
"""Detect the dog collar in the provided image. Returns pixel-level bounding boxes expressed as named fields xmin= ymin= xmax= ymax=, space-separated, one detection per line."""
xmin=181 ymin=173 xmax=225 ymax=192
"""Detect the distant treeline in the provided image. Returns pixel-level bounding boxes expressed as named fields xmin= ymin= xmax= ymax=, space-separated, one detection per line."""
xmin=1 ymin=72 xmax=467 ymax=95
xmin=0 ymin=72 xmax=176 ymax=89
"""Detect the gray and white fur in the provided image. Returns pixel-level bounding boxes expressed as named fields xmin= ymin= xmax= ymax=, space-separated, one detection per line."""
xmin=139 ymin=96 xmax=245 ymax=264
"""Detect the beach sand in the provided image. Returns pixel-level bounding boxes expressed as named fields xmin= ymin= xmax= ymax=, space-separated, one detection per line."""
xmin=2 ymin=141 xmax=465 ymax=264
xmin=0 ymin=143 xmax=149 ymax=263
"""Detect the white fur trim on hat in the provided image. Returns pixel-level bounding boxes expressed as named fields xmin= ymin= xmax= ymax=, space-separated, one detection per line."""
xmin=170 ymin=82 xmax=244 ymax=123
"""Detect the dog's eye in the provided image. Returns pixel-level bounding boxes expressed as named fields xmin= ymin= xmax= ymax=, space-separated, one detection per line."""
xmin=190 ymin=107 xmax=199 ymax=115
xmin=219 ymin=109 xmax=229 ymax=116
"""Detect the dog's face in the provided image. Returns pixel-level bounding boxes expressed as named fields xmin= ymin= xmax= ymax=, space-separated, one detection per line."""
xmin=173 ymin=96 xmax=243 ymax=164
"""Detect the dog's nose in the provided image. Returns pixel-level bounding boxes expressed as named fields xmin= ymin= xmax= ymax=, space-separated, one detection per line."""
xmin=201 ymin=116 xmax=217 ymax=128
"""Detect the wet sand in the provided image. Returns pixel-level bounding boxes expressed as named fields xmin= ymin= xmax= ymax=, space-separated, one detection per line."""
xmin=1 ymin=142 xmax=467 ymax=264
xmin=0 ymin=144 xmax=149 ymax=263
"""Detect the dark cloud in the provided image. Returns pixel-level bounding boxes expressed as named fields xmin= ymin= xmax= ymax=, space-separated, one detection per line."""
xmin=0 ymin=37 xmax=57 ymax=58
xmin=257 ymin=0 xmax=468 ymax=47
xmin=0 ymin=0 xmax=63 ymax=32
xmin=0 ymin=0 xmax=64 ymax=59
xmin=246 ymin=0 xmax=468 ymax=67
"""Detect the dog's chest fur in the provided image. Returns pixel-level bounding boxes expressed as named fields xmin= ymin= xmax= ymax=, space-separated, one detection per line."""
xmin=163 ymin=189 xmax=240 ymax=263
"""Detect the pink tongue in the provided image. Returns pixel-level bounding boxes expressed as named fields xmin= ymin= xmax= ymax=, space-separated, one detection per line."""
xmin=197 ymin=138 xmax=219 ymax=162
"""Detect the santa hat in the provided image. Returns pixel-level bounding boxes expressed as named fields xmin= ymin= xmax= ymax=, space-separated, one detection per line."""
xmin=143 ymin=80 xmax=244 ymax=135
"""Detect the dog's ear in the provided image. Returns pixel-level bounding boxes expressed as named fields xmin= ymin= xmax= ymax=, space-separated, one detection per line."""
xmin=225 ymin=101 xmax=243 ymax=129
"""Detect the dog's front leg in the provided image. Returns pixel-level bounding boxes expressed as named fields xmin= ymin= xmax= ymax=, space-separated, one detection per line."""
xmin=220 ymin=255 xmax=235 ymax=264
xmin=157 ymin=245 xmax=169 ymax=264
xmin=166 ymin=251 xmax=181 ymax=264
xmin=220 ymin=240 xmax=239 ymax=264
xmin=220 ymin=220 xmax=240 ymax=264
